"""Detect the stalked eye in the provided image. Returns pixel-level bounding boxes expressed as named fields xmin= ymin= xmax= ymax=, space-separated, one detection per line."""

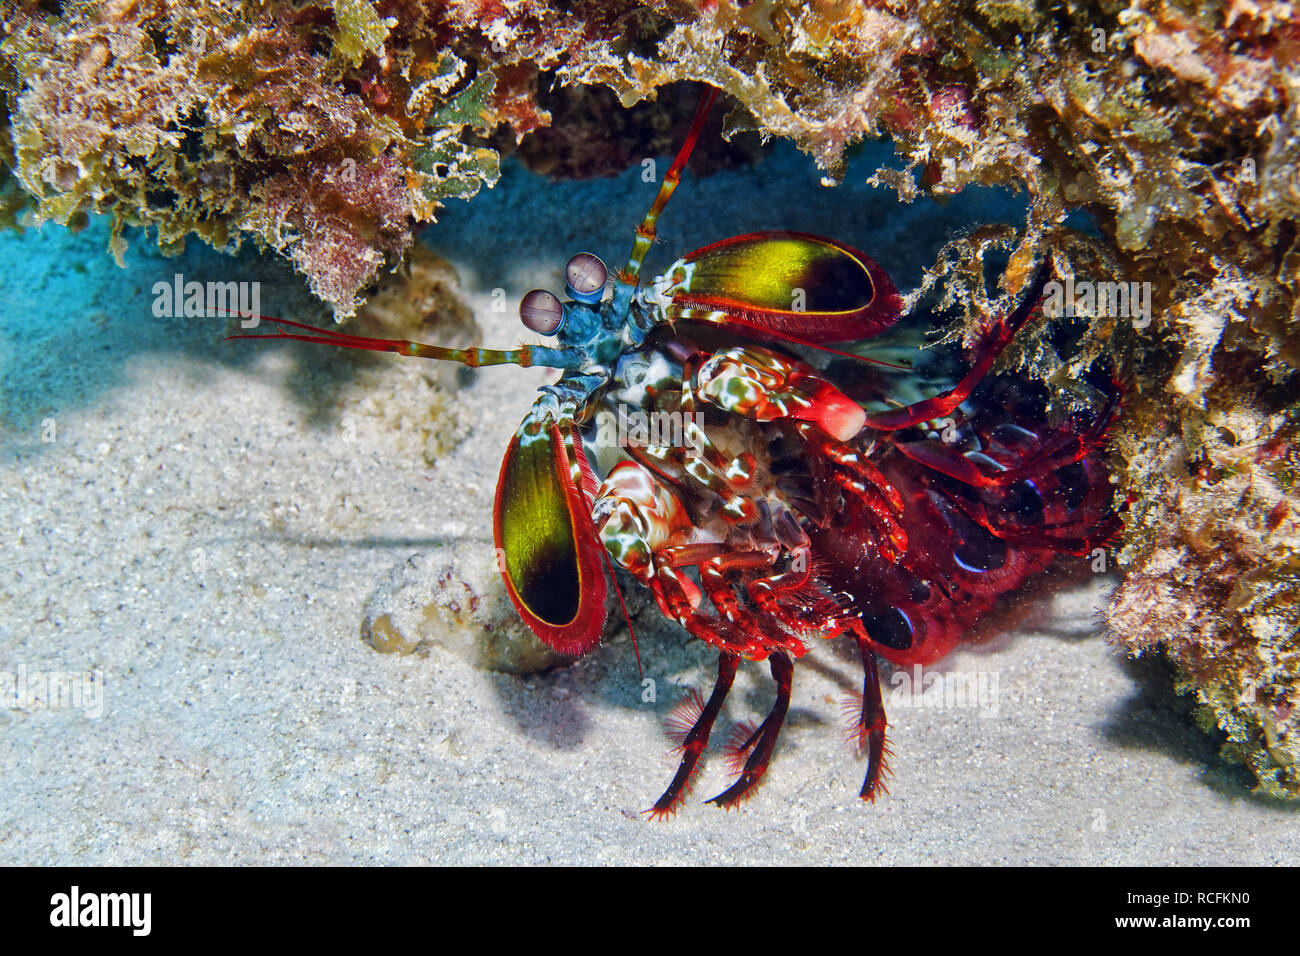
xmin=565 ymin=252 xmax=607 ymax=304
xmin=519 ymin=289 xmax=565 ymax=335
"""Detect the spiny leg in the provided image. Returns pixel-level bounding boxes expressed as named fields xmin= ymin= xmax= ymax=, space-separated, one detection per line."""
xmin=707 ymin=652 xmax=794 ymax=809
xmin=852 ymin=631 xmax=892 ymax=802
xmin=648 ymin=653 xmax=739 ymax=819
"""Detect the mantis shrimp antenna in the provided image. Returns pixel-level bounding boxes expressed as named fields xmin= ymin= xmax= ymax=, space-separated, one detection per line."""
xmin=226 ymin=314 xmax=569 ymax=369
xmin=621 ymin=86 xmax=720 ymax=285
xmin=614 ymin=87 xmax=910 ymax=372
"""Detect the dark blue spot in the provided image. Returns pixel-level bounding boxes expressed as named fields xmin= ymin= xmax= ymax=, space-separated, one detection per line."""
xmin=865 ymin=607 xmax=914 ymax=649
xmin=1003 ymin=478 xmax=1045 ymax=525
xmin=953 ymin=524 xmax=1009 ymax=572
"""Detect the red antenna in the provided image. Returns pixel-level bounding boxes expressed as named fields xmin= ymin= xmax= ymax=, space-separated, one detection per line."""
xmin=622 ymin=86 xmax=720 ymax=284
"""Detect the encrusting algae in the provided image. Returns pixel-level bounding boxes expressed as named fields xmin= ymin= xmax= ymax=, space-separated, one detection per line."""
xmin=2 ymin=0 xmax=1297 ymax=795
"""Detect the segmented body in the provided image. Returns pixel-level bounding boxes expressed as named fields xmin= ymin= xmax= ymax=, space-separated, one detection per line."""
xmin=236 ymin=87 xmax=1121 ymax=816
xmin=581 ymin=308 xmax=1118 ymax=815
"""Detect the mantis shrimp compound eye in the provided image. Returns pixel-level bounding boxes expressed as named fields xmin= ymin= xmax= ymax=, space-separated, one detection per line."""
xmin=519 ymin=289 xmax=565 ymax=335
xmin=565 ymin=252 xmax=607 ymax=304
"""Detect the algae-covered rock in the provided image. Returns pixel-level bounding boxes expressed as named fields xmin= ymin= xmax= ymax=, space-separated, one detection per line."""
xmin=361 ymin=550 xmax=568 ymax=675
xmin=0 ymin=0 xmax=511 ymax=317
xmin=361 ymin=550 xmax=573 ymax=676
xmin=1105 ymin=402 xmax=1300 ymax=798
xmin=360 ymin=540 xmax=645 ymax=675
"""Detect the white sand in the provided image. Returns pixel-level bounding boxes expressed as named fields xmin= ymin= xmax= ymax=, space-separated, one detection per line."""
xmin=2 ymin=145 xmax=1296 ymax=864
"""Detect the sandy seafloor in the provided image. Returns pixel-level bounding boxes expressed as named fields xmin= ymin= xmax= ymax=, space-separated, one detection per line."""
xmin=1 ymin=138 xmax=1296 ymax=866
